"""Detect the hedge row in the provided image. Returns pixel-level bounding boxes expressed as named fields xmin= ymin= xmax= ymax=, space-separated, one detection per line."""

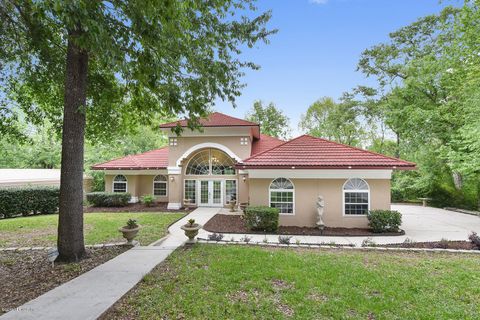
xmin=86 ymin=192 xmax=131 ymax=207
xmin=0 ymin=187 xmax=60 ymax=219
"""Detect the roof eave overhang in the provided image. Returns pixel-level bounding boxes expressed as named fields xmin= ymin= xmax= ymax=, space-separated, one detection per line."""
xmin=235 ymin=164 xmax=416 ymax=170
xmin=91 ymin=167 xmax=168 ymax=171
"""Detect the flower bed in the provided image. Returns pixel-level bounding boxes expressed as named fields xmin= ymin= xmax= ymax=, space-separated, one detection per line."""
xmin=204 ymin=214 xmax=404 ymax=236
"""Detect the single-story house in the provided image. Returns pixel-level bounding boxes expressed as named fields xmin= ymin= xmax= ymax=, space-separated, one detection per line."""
xmin=92 ymin=112 xmax=415 ymax=228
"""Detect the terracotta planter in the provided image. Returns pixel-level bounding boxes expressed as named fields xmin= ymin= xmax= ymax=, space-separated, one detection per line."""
xmin=118 ymin=226 xmax=141 ymax=245
xmin=181 ymin=223 xmax=202 ymax=243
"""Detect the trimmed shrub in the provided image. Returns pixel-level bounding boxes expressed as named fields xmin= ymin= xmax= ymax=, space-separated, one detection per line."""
xmin=243 ymin=206 xmax=279 ymax=232
xmin=86 ymin=192 xmax=131 ymax=207
xmin=367 ymin=210 xmax=402 ymax=233
xmin=0 ymin=186 xmax=60 ymax=219
xmin=142 ymin=194 xmax=155 ymax=207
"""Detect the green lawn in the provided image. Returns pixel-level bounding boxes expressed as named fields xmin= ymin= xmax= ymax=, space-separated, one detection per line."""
xmin=106 ymin=245 xmax=480 ymax=320
xmin=0 ymin=212 xmax=184 ymax=247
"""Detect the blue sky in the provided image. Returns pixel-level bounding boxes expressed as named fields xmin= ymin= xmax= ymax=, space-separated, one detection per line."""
xmin=214 ymin=0 xmax=460 ymax=136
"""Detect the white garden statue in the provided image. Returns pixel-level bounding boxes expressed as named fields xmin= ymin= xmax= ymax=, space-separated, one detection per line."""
xmin=316 ymin=195 xmax=325 ymax=230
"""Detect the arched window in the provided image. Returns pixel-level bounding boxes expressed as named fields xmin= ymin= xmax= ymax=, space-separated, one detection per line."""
xmin=153 ymin=175 xmax=167 ymax=196
xmin=185 ymin=149 xmax=235 ymax=175
xmin=343 ymin=178 xmax=370 ymax=215
xmin=113 ymin=175 xmax=127 ymax=193
xmin=269 ymin=178 xmax=294 ymax=215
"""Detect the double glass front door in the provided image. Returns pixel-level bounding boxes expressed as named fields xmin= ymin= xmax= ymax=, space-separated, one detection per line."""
xmin=199 ymin=180 xmax=223 ymax=207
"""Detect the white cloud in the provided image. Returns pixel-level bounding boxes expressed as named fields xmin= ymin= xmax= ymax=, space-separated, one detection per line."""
xmin=309 ymin=0 xmax=328 ymax=4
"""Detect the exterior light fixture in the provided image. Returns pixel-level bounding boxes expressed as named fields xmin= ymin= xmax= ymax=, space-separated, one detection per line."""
xmin=242 ymin=176 xmax=247 ymax=182
xmin=348 ymin=166 xmax=352 ymax=169
xmin=170 ymin=176 xmax=174 ymax=182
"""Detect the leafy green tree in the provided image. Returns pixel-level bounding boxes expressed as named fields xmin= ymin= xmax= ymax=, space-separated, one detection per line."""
xmin=357 ymin=3 xmax=480 ymax=208
xmin=246 ymin=100 xmax=291 ymax=139
xmin=299 ymin=95 xmax=365 ymax=146
xmin=0 ymin=1 xmax=274 ymax=261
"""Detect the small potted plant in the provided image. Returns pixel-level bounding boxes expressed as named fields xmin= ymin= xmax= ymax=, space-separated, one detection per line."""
xmin=228 ymin=196 xmax=237 ymax=212
xmin=181 ymin=218 xmax=202 ymax=243
xmin=118 ymin=219 xmax=141 ymax=245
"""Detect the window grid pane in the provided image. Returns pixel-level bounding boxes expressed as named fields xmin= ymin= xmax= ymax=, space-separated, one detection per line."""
xmin=113 ymin=183 xmax=126 ymax=193
xmin=225 ymin=180 xmax=237 ymax=203
xmin=154 ymin=182 xmax=167 ymax=196
xmin=344 ymin=191 xmax=369 ymax=215
xmin=184 ymin=180 xmax=196 ymax=203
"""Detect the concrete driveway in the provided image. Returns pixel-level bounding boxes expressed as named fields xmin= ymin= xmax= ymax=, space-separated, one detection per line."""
xmin=393 ymin=204 xmax=480 ymax=242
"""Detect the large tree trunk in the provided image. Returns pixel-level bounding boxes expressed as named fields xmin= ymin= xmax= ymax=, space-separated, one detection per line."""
xmin=56 ymin=33 xmax=88 ymax=262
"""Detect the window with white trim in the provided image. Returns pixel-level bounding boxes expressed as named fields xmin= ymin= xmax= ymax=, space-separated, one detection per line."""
xmin=113 ymin=175 xmax=127 ymax=193
xmin=269 ymin=178 xmax=294 ymax=214
xmin=184 ymin=180 xmax=197 ymax=204
xmin=225 ymin=180 xmax=237 ymax=204
xmin=343 ymin=178 xmax=370 ymax=215
xmin=169 ymin=137 xmax=178 ymax=146
xmin=240 ymin=137 xmax=248 ymax=145
xmin=185 ymin=149 xmax=235 ymax=175
xmin=153 ymin=175 xmax=167 ymax=196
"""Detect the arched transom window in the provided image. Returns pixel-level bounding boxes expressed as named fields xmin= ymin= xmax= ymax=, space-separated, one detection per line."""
xmin=113 ymin=175 xmax=127 ymax=193
xmin=153 ymin=175 xmax=167 ymax=196
xmin=269 ymin=178 xmax=294 ymax=215
xmin=185 ymin=149 xmax=235 ymax=175
xmin=343 ymin=178 xmax=370 ymax=215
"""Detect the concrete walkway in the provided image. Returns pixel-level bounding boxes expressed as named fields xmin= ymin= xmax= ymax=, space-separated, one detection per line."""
xmin=1 ymin=207 xmax=220 ymax=320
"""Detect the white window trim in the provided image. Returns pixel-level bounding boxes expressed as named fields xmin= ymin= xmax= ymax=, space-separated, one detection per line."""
xmin=269 ymin=178 xmax=295 ymax=215
xmin=153 ymin=175 xmax=168 ymax=197
xmin=112 ymin=175 xmax=128 ymax=193
xmin=342 ymin=178 xmax=370 ymax=216
xmin=184 ymin=179 xmax=197 ymax=205
xmin=224 ymin=179 xmax=238 ymax=205
xmin=185 ymin=149 xmax=236 ymax=176
xmin=176 ymin=142 xmax=242 ymax=167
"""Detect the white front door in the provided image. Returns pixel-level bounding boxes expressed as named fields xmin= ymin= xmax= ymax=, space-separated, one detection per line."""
xmin=198 ymin=180 xmax=223 ymax=207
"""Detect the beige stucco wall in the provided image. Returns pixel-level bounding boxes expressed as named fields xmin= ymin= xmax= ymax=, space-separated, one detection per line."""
xmin=248 ymin=178 xmax=391 ymax=228
xmin=105 ymin=174 xmax=169 ymax=203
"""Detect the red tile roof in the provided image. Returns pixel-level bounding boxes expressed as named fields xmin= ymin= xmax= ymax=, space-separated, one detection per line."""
xmin=159 ymin=112 xmax=259 ymax=128
xmin=251 ymin=134 xmax=284 ymax=156
xmin=91 ymin=147 xmax=169 ymax=170
xmin=239 ymin=135 xmax=416 ymax=169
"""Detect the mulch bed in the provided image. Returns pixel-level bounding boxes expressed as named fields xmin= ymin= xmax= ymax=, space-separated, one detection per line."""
xmin=84 ymin=202 xmax=191 ymax=213
xmin=386 ymin=241 xmax=478 ymax=250
xmin=204 ymin=214 xmax=404 ymax=237
xmin=0 ymin=246 xmax=128 ymax=314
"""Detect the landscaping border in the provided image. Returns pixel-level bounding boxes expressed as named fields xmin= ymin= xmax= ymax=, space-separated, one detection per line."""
xmin=196 ymin=239 xmax=480 ymax=254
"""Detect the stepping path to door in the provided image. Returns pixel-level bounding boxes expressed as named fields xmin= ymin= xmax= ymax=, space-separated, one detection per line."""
xmin=1 ymin=207 xmax=221 ymax=320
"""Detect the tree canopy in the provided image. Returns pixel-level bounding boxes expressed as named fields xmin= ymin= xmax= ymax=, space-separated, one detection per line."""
xmin=0 ymin=0 xmax=275 ymax=261
xmin=246 ymin=100 xmax=291 ymax=139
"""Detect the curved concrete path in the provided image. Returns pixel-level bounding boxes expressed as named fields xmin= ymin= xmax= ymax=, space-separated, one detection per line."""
xmin=1 ymin=208 xmax=220 ymax=320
